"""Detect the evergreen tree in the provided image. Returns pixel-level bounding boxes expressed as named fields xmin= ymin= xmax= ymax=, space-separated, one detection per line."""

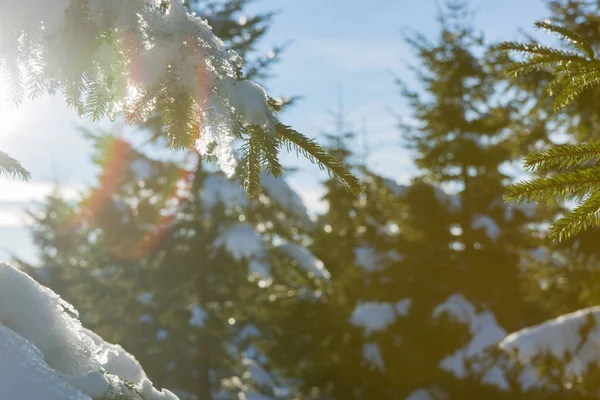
xmin=382 ymin=2 xmax=545 ymax=397
xmin=254 ymin=5 xmax=550 ymax=398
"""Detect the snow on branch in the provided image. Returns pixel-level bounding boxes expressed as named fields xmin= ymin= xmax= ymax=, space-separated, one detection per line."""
xmin=0 ymin=0 xmax=361 ymax=194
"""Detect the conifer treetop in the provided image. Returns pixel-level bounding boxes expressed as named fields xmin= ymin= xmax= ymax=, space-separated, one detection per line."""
xmin=0 ymin=0 xmax=362 ymax=195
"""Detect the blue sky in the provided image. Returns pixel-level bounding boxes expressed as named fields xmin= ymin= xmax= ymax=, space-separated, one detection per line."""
xmin=0 ymin=0 xmax=548 ymax=261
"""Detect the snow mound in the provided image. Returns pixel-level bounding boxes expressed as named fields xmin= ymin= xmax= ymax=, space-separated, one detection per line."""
xmin=500 ymin=306 xmax=600 ymax=378
xmin=0 ymin=262 xmax=179 ymax=400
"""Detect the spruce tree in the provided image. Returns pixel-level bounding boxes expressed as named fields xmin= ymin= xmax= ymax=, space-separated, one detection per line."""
xmin=388 ymin=2 xmax=546 ymax=397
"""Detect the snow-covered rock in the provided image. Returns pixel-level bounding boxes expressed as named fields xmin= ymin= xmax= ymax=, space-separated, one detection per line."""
xmin=0 ymin=262 xmax=179 ymax=400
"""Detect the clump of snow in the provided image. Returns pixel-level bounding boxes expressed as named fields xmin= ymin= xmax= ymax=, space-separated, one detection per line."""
xmin=229 ymin=81 xmax=272 ymax=126
xmin=84 ymin=328 xmax=148 ymax=385
xmin=383 ymin=178 xmax=408 ymax=196
xmin=354 ymin=247 xmax=378 ymax=271
xmin=242 ymin=358 xmax=275 ymax=389
xmin=362 ymin=342 xmax=385 ymax=371
xmin=201 ymin=174 xmax=249 ymax=212
xmin=66 ymin=372 xmax=110 ymax=399
xmin=351 ymin=300 xmax=411 ymax=334
xmin=278 ymin=243 xmax=330 ymax=280
xmin=433 ymin=294 xmax=508 ymax=388
xmin=214 ymin=223 xmax=266 ymax=261
xmin=249 ymin=259 xmax=272 ymax=284
xmin=500 ymin=306 xmax=600 ymax=379
xmin=395 ymin=299 xmax=412 ymax=316
xmin=261 ymin=173 xmax=311 ymax=224
xmin=433 ymin=187 xmax=461 ymax=210
xmin=220 ymin=358 xmax=290 ymax=400
xmin=405 ymin=387 xmax=447 ymax=400
xmin=354 ymin=246 xmax=404 ymax=271
xmin=189 ymin=304 xmax=208 ymax=328
xmin=0 ymin=262 xmax=179 ymax=400
xmin=472 ymin=214 xmax=500 ymax=240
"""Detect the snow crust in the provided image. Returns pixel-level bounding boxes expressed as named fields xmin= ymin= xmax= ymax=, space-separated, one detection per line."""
xmin=0 ymin=262 xmax=179 ymax=400
xmin=500 ymin=306 xmax=600 ymax=378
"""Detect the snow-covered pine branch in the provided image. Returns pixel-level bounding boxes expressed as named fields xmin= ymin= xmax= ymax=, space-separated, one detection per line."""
xmin=0 ymin=0 xmax=361 ymax=194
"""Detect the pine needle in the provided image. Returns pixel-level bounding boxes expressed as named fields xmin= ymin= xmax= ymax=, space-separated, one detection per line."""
xmin=275 ymin=123 xmax=363 ymax=195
